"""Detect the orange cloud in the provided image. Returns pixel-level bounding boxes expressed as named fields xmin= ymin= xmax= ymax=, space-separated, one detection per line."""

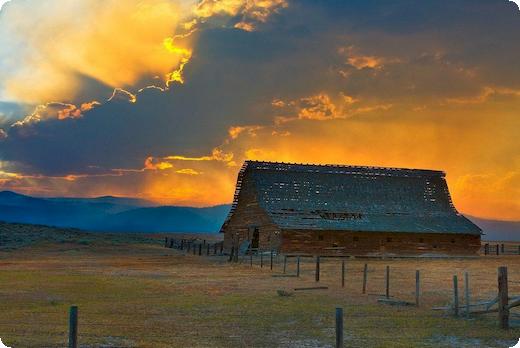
xmin=0 ymin=0 xmax=194 ymax=104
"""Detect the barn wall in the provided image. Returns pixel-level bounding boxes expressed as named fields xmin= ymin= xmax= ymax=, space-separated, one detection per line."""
xmin=280 ymin=230 xmax=481 ymax=256
xmin=222 ymin=171 xmax=281 ymax=252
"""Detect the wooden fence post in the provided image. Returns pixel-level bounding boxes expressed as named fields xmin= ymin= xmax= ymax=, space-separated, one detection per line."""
xmin=296 ymin=256 xmax=300 ymax=277
xmin=341 ymin=260 xmax=345 ymax=288
xmin=164 ymin=237 xmax=168 ymax=248
xmin=68 ymin=305 xmax=78 ymax=348
xmin=415 ymin=270 xmax=420 ymax=307
xmin=335 ymin=307 xmax=343 ymax=348
xmin=465 ymin=272 xmax=470 ymax=318
xmin=214 ymin=243 xmax=217 ymax=255
xmin=498 ymin=266 xmax=509 ymax=329
xmin=315 ymin=256 xmax=320 ymax=282
xmin=220 ymin=242 xmax=223 ymax=255
xmin=260 ymin=252 xmax=263 ymax=268
xmin=169 ymin=239 xmax=174 ymax=248
xmin=207 ymin=244 xmax=210 ymax=256
xmin=283 ymin=256 xmax=287 ymax=274
xmin=198 ymin=244 xmax=202 ymax=256
xmin=496 ymin=244 xmax=499 ymax=255
xmin=501 ymin=244 xmax=505 ymax=254
xmin=180 ymin=239 xmax=184 ymax=250
xmin=193 ymin=244 xmax=197 ymax=255
xmin=453 ymin=275 xmax=459 ymax=317
xmin=518 ymin=245 xmax=520 ymax=255
xmin=385 ymin=266 xmax=390 ymax=299
xmin=270 ymin=250 xmax=274 ymax=270
xmin=362 ymin=264 xmax=368 ymax=294
xmin=250 ymin=251 xmax=253 ymax=267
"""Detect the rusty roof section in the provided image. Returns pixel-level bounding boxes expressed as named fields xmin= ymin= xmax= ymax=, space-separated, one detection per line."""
xmin=221 ymin=161 xmax=481 ymax=235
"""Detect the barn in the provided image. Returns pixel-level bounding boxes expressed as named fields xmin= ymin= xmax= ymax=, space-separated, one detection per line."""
xmin=221 ymin=161 xmax=482 ymax=256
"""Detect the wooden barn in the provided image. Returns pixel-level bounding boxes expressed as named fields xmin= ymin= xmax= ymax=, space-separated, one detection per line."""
xmin=221 ymin=161 xmax=482 ymax=256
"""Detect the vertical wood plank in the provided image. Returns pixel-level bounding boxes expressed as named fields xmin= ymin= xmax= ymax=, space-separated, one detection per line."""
xmin=385 ymin=266 xmax=390 ymax=299
xmin=296 ymin=256 xmax=300 ymax=277
xmin=341 ymin=260 xmax=345 ymax=288
xmin=498 ymin=266 xmax=509 ymax=329
xmin=415 ymin=270 xmax=420 ymax=307
xmin=362 ymin=263 xmax=368 ymax=294
xmin=68 ymin=306 xmax=78 ymax=348
xmin=315 ymin=256 xmax=320 ymax=282
xmin=465 ymin=272 xmax=470 ymax=317
xmin=453 ymin=275 xmax=459 ymax=317
xmin=335 ymin=307 xmax=343 ymax=348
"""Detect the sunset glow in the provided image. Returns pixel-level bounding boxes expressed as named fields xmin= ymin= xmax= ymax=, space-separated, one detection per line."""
xmin=0 ymin=0 xmax=519 ymax=221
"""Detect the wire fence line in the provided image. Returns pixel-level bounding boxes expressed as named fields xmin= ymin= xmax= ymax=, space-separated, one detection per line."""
xmin=2 ymin=239 xmax=519 ymax=347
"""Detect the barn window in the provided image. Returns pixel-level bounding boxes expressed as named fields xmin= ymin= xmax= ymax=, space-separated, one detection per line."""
xmin=353 ymin=236 xmax=359 ymax=242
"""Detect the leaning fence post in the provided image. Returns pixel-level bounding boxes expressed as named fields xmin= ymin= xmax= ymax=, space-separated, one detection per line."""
xmin=315 ymin=256 xmax=320 ymax=282
xmin=296 ymin=256 xmax=300 ymax=277
xmin=335 ymin=307 xmax=343 ymax=348
xmin=385 ymin=266 xmax=390 ymax=299
xmin=498 ymin=266 xmax=509 ymax=329
xmin=341 ymin=260 xmax=345 ymax=288
xmin=415 ymin=270 xmax=420 ymax=307
xmin=68 ymin=305 xmax=78 ymax=348
xmin=465 ymin=272 xmax=470 ymax=317
xmin=362 ymin=263 xmax=368 ymax=294
xmin=453 ymin=275 xmax=459 ymax=317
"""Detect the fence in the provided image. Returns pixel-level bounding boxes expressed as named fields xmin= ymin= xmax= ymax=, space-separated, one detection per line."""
xmin=165 ymin=237 xmax=520 ymax=331
xmin=482 ymin=243 xmax=520 ymax=256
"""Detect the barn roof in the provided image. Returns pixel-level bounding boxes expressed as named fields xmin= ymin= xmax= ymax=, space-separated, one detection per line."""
xmin=223 ymin=161 xmax=481 ymax=235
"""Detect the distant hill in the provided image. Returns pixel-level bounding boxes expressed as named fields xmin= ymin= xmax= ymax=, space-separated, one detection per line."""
xmin=1 ymin=191 xmax=518 ymax=239
xmin=467 ymin=215 xmax=520 ymax=242
xmin=0 ymin=191 xmax=230 ymax=233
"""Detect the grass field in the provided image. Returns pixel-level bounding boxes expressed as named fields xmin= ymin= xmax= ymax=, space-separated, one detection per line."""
xmin=0 ymin=226 xmax=519 ymax=347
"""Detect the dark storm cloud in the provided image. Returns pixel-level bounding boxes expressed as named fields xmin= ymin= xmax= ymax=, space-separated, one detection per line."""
xmin=1 ymin=0 xmax=519 ymax=176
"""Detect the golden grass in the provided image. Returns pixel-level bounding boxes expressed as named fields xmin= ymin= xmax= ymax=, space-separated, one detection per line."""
xmin=0 ymin=242 xmax=519 ymax=347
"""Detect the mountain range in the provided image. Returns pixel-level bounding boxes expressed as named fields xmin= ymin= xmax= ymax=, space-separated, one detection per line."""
xmin=0 ymin=191 xmax=518 ymax=240
xmin=0 ymin=191 xmax=229 ymax=233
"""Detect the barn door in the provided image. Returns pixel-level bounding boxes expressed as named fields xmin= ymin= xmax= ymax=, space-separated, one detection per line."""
xmin=251 ymin=227 xmax=260 ymax=249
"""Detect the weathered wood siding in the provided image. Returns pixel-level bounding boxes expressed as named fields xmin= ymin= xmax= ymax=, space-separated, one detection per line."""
xmin=222 ymin=171 xmax=281 ymax=251
xmin=280 ymin=230 xmax=481 ymax=256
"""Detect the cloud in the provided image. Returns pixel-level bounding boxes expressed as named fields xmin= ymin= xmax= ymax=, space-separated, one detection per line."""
xmin=0 ymin=0 xmax=194 ymax=104
xmin=0 ymin=128 xmax=6 ymax=140
xmin=1 ymin=0 xmax=520 ymax=220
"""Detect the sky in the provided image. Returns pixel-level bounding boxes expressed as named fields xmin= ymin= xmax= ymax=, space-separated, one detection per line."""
xmin=0 ymin=0 xmax=519 ymax=221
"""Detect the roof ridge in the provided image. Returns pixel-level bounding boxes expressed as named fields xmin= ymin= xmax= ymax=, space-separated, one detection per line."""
xmin=244 ymin=160 xmax=445 ymax=176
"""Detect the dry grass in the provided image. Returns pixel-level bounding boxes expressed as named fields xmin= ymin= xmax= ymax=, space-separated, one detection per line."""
xmin=0 ymin=239 xmax=519 ymax=347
